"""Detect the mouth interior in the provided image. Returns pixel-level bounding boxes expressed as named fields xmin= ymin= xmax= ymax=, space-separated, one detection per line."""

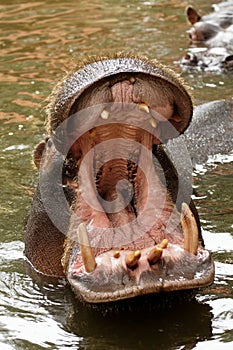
xmin=67 ymin=122 xmax=183 ymax=248
xmin=63 ymin=74 xmax=185 ymax=259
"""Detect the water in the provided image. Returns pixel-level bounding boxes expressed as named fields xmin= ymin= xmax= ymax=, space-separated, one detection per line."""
xmin=0 ymin=0 xmax=232 ymax=349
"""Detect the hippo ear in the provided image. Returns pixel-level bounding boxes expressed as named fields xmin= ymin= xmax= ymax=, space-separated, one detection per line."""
xmin=33 ymin=138 xmax=49 ymax=169
xmin=186 ymin=6 xmax=201 ymax=25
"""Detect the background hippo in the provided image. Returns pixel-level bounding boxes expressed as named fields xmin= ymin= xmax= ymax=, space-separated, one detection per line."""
xmin=182 ymin=1 xmax=233 ymax=71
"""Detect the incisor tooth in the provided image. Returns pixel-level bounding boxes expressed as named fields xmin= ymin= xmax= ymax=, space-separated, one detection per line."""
xmin=181 ymin=202 xmax=199 ymax=255
xmin=139 ymin=103 xmax=150 ymax=113
xmin=77 ymin=223 xmax=97 ymax=272
xmin=170 ymin=114 xmax=182 ymax=122
xmin=100 ymin=110 xmax=109 ymax=120
xmin=160 ymin=238 xmax=168 ymax=249
xmin=149 ymin=118 xmax=157 ymax=128
xmin=147 ymin=247 xmax=163 ymax=265
xmin=126 ymin=250 xmax=141 ymax=268
xmin=129 ymin=76 xmax=136 ymax=83
xmin=113 ymin=250 xmax=120 ymax=258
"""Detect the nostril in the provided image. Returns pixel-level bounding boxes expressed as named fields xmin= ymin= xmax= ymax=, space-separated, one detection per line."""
xmin=225 ymin=55 xmax=233 ymax=63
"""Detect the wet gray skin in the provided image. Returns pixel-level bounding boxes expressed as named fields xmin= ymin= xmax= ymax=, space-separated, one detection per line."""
xmin=181 ymin=48 xmax=233 ymax=72
xmin=182 ymin=3 xmax=233 ymax=72
xmin=186 ymin=2 xmax=233 ymax=43
xmin=25 ymin=55 xmax=215 ymax=303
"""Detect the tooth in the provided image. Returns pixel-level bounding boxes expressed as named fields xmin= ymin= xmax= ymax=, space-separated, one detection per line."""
xmin=147 ymin=247 xmax=163 ymax=265
xmin=89 ymin=128 xmax=96 ymax=138
xmin=160 ymin=238 xmax=168 ymax=249
xmin=139 ymin=103 xmax=150 ymax=113
xmin=100 ymin=110 xmax=109 ymax=120
xmin=170 ymin=114 xmax=182 ymax=122
xmin=77 ymin=223 xmax=97 ymax=272
xmin=149 ymin=118 xmax=157 ymax=128
xmin=181 ymin=202 xmax=199 ymax=255
xmin=113 ymin=250 xmax=120 ymax=258
xmin=129 ymin=76 xmax=136 ymax=83
xmin=134 ymin=250 xmax=141 ymax=259
xmin=126 ymin=250 xmax=141 ymax=268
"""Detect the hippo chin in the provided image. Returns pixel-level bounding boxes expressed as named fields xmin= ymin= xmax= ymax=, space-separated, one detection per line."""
xmin=25 ymin=54 xmax=214 ymax=303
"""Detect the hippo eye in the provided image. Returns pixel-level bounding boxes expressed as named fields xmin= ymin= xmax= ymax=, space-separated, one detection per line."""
xmin=47 ymin=139 xmax=52 ymax=148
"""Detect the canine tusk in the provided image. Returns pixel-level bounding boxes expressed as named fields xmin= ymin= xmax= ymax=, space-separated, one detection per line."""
xmin=181 ymin=202 xmax=199 ymax=255
xmin=77 ymin=223 xmax=97 ymax=272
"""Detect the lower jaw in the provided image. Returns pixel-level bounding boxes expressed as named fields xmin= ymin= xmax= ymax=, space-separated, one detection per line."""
xmin=62 ymin=214 xmax=215 ymax=303
xmin=67 ymin=245 xmax=214 ymax=303
xmin=61 ymin=191 xmax=215 ymax=303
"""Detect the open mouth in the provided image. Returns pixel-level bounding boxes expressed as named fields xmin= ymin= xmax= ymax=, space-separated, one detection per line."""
xmin=47 ymin=59 xmax=214 ymax=303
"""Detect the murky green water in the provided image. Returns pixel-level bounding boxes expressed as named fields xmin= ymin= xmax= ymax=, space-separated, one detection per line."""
xmin=0 ymin=0 xmax=232 ymax=349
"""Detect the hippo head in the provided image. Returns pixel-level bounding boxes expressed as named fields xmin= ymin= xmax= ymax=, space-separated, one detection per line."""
xmin=186 ymin=6 xmax=220 ymax=43
xmin=33 ymin=55 xmax=214 ymax=303
xmin=187 ymin=21 xmax=220 ymax=42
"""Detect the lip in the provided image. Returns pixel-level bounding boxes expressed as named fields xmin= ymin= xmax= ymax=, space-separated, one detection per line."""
xmin=66 ymin=241 xmax=214 ymax=303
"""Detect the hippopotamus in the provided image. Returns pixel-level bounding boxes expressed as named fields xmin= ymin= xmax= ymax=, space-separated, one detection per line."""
xmin=25 ymin=54 xmax=216 ymax=303
xmin=187 ymin=2 xmax=233 ymax=41
xmin=182 ymin=1 xmax=233 ymax=71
